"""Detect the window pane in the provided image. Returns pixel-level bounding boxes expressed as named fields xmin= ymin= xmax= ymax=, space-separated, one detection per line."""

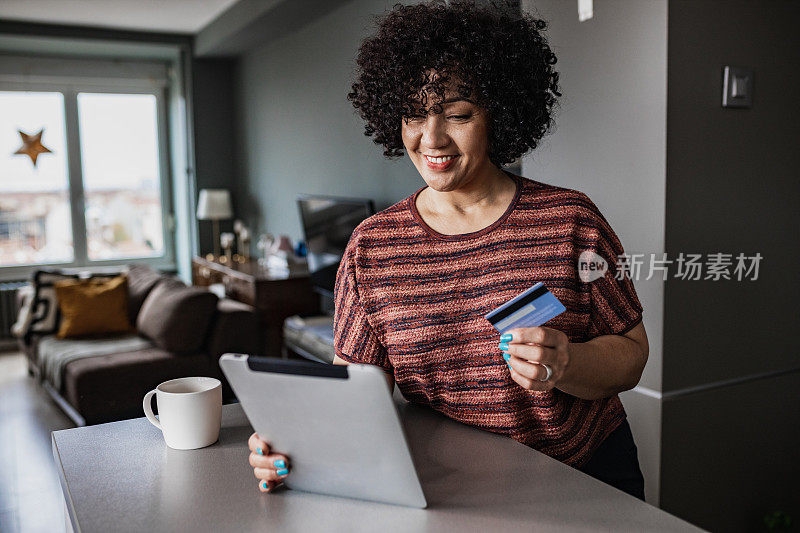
xmin=77 ymin=92 xmax=165 ymax=261
xmin=0 ymin=91 xmax=73 ymax=266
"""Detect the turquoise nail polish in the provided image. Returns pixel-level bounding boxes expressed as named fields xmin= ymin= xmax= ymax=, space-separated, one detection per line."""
xmin=274 ymin=459 xmax=285 ymax=468
xmin=256 ymin=447 xmax=264 ymax=456
xmin=277 ymin=468 xmax=289 ymax=476
xmin=502 ymin=353 xmax=510 ymax=361
xmin=261 ymin=480 xmax=268 ymax=489
xmin=500 ymin=333 xmax=513 ymax=342
xmin=499 ymin=342 xmax=509 ymax=351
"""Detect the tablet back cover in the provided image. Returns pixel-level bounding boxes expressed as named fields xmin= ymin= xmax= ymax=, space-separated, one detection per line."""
xmin=219 ymin=354 xmax=427 ymax=508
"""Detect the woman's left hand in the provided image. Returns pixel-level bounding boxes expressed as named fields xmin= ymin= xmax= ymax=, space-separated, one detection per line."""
xmin=499 ymin=326 xmax=571 ymax=391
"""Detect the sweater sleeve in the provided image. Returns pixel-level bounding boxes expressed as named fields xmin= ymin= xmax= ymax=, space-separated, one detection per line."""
xmin=333 ymin=235 xmax=393 ymax=373
xmin=581 ymin=194 xmax=644 ymax=338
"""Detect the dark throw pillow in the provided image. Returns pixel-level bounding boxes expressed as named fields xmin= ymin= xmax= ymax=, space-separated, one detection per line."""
xmin=125 ymin=264 xmax=165 ymax=324
xmin=136 ymin=279 xmax=218 ymax=354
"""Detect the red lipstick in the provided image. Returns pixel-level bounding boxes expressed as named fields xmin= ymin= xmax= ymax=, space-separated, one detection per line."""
xmin=423 ymin=155 xmax=458 ymax=171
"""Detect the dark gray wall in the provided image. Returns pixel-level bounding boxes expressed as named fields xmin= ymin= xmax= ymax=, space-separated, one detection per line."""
xmin=232 ymin=0 xmax=424 ymax=247
xmin=661 ymin=372 xmax=800 ymax=532
xmin=664 ymin=0 xmax=800 ymax=392
xmin=193 ymin=58 xmax=237 ymax=255
xmin=661 ymin=1 xmax=800 ymax=530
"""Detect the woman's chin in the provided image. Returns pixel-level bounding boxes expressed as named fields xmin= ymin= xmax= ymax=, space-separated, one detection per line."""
xmin=422 ymin=178 xmax=458 ymax=192
xmin=418 ymin=169 xmax=464 ymax=192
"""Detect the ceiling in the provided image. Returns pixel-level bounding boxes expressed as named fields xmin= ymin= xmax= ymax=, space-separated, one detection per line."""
xmin=0 ymin=0 xmax=241 ymax=34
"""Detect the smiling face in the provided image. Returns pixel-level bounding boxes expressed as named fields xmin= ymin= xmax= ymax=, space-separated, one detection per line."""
xmin=401 ymin=82 xmax=495 ymax=193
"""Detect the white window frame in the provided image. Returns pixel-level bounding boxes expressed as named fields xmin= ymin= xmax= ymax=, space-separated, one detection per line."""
xmin=0 ymin=76 xmax=176 ymax=280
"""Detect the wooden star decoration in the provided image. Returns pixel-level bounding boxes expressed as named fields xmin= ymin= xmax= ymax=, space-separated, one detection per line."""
xmin=13 ymin=129 xmax=52 ymax=167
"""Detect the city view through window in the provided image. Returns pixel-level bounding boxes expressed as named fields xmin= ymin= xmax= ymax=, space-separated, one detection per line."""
xmin=78 ymin=92 xmax=164 ymax=261
xmin=0 ymin=90 xmax=166 ymax=267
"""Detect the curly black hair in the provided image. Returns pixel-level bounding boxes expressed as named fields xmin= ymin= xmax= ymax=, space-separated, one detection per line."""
xmin=347 ymin=0 xmax=561 ymax=167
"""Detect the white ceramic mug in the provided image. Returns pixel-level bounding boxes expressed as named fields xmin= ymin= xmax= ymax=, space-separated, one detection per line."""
xmin=143 ymin=377 xmax=222 ymax=450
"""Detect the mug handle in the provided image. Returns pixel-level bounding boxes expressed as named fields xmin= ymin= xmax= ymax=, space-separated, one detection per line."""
xmin=143 ymin=389 xmax=162 ymax=431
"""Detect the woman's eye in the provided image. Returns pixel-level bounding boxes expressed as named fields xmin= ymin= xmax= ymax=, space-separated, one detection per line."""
xmin=448 ymin=114 xmax=471 ymax=120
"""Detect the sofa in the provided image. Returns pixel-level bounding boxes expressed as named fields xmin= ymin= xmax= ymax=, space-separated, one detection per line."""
xmin=15 ymin=264 xmax=259 ymax=426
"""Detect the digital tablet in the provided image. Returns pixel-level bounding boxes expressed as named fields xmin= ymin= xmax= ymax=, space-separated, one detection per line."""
xmin=219 ymin=354 xmax=427 ymax=509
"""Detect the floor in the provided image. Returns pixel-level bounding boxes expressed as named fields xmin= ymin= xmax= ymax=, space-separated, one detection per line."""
xmin=0 ymin=351 xmax=75 ymax=533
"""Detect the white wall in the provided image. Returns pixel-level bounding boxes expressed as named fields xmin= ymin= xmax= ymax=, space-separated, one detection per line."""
xmin=520 ymin=0 xmax=668 ymax=505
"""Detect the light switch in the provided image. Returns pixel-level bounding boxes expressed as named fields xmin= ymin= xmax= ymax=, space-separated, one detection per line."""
xmin=722 ymin=66 xmax=753 ymax=108
xmin=731 ymin=75 xmax=748 ymax=98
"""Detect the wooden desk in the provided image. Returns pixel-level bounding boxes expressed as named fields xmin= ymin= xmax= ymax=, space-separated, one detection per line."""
xmin=52 ymin=396 xmax=703 ymax=533
xmin=191 ymin=256 xmax=320 ymax=356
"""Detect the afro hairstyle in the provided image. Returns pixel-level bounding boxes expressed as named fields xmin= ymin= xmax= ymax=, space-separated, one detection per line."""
xmin=347 ymin=0 xmax=562 ymax=167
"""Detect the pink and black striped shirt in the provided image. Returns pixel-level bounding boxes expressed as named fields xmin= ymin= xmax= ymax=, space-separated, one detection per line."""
xmin=333 ymin=172 xmax=644 ymax=467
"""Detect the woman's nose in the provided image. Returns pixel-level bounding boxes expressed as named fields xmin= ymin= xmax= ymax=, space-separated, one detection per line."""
xmin=420 ymin=114 xmax=450 ymax=149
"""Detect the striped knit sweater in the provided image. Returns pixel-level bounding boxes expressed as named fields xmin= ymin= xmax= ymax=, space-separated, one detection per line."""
xmin=333 ymin=172 xmax=644 ymax=467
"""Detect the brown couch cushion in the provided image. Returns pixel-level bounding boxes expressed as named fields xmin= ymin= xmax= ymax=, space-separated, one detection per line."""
xmin=61 ymin=347 xmax=220 ymax=425
xmin=54 ymin=275 xmax=133 ymax=338
xmin=125 ymin=264 xmax=165 ymax=323
xmin=136 ymin=279 xmax=218 ymax=354
xmin=206 ymin=298 xmax=260 ymax=359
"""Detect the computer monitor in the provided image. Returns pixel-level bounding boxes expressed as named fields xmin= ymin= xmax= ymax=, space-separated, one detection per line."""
xmin=297 ymin=194 xmax=375 ymax=298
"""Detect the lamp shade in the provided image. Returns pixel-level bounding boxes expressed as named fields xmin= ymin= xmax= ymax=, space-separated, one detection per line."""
xmin=197 ymin=189 xmax=233 ymax=220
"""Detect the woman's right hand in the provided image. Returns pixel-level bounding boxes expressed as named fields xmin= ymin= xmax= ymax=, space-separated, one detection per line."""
xmin=248 ymin=432 xmax=290 ymax=492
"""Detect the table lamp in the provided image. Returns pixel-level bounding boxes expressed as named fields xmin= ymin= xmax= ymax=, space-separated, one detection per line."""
xmin=197 ymin=189 xmax=233 ymax=260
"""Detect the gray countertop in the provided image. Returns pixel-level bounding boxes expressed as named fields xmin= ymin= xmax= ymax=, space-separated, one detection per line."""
xmin=52 ymin=398 xmax=702 ymax=533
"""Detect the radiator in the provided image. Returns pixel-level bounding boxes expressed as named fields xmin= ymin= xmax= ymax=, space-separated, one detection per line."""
xmin=0 ymin=281 xmax=25 ymax=344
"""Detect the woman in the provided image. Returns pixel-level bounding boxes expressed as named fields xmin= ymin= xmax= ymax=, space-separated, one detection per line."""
xmin=248 ymin=0 xmax=649 ymax=501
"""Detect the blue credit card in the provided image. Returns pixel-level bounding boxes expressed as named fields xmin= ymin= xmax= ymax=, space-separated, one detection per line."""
xmin=484 ymin=282 xmax=566 ymax=334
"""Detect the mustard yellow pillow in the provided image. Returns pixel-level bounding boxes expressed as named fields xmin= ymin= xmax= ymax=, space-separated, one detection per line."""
xmin=54 ymin=275 xmax=133 ymax=339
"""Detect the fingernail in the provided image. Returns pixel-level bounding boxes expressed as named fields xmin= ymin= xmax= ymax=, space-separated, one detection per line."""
xmin=498 ymin=342 xmax=509 ymax=351
xmin=261 ymin=480 xmax=268 ymax=490
xmin=274 ymin=459 xmax=285 ymax=468
xmin=502 ymin=353 xmax=510 ymax=361
xmin=500 ymin=333 xmax=513 ymax=342
xmin=256 ymin=447 xmax=264 ymax=456
xmin=277 ymin=468 xmax=289 ymax=476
